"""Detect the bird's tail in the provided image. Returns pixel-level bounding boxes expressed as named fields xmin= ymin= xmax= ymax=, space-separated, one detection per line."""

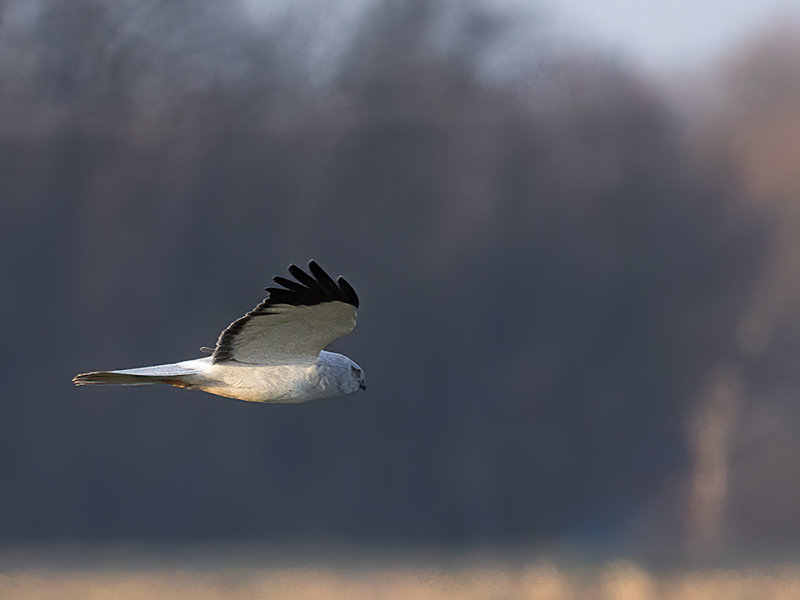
xmin=72 ymin=363 xmax=199 ymax=389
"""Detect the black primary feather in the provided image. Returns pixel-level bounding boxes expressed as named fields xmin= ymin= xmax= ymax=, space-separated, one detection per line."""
xmin=262 ymin=261 xmax=359 ymax=308
xmin=271 ymin=276 xmax=305 ymax=292
xmin=212 ymin=261 xmax=359 ymax=363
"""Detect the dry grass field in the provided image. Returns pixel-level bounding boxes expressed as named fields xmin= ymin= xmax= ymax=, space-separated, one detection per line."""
xmin=3 ymin=551 xmax=800 ymax=600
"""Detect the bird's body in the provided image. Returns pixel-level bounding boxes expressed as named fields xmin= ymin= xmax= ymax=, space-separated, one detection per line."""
xmin=73 ymin=261 xmax=366 ymax=404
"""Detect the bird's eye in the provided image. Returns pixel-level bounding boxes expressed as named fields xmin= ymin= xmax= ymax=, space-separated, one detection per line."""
xmin=351 ymin=366 xmax=359 ymax=375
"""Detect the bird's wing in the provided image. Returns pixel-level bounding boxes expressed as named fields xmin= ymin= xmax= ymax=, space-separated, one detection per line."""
xmin=212 ymin=261 xmax=359 ymax=365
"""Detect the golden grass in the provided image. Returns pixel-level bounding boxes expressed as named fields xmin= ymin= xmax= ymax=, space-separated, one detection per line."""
xmin=3 ymin=561 xmax=800 ymax=600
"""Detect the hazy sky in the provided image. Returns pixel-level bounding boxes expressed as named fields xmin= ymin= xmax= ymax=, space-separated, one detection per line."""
xmin=537 ymin=0 xmax=800 ymax=68
xmin=239 ymin=0 xmax=800 ymax=74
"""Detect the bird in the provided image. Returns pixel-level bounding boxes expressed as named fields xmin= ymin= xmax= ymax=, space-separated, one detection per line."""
xmin=73 ymin=260 xmax=366 ymax=403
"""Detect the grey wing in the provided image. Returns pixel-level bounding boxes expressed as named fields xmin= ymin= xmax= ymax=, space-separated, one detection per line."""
xmin=212 ymin=261 xmax=359 ymax=365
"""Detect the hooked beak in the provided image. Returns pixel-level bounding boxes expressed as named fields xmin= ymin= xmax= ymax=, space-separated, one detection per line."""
xmin=359 ymin=382 xmax=367 ymax=391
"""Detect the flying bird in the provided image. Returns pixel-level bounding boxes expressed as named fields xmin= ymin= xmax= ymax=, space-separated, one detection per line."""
xmin=73 ymin=261 xmax=366 ymax=403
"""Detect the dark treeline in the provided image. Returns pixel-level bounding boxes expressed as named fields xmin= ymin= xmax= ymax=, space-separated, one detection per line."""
xmin=0 ymin=0 xmax=774 ymax=547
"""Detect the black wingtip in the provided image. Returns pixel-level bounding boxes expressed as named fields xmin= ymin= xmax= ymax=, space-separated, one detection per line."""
xmin=288 ymin=263 xmax=319 ymax=289
xmin=308 ymin=260 xmax=339 ymax=295
xmin=259 ymin=261 xmax=360 ymax=308
xmin=337 ymin=275 xmax=359 ymax=308
xmin=270 ymin=275 xmax=305 ymax=292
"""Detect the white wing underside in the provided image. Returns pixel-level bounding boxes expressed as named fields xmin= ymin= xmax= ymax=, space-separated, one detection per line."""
xmin=216 ymin=301 xmax=356 ymax=365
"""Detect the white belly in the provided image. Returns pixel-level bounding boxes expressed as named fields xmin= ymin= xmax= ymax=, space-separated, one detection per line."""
xmin=176 ymin=350 xmax=357 ymax=404
xmin=197 ymin=361 xmax=318 ymax=403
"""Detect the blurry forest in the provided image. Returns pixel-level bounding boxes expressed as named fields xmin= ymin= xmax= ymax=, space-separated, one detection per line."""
xmin=1 ymin=0 xmax=799 ymax=553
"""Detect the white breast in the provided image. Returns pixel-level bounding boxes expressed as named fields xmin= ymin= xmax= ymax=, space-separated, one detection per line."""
xmin=182 ymin=349 xmax=356 ymax=404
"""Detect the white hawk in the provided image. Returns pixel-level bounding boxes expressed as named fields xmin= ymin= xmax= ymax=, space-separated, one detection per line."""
xmin=73 ymin=261 xmax=366 ymax=403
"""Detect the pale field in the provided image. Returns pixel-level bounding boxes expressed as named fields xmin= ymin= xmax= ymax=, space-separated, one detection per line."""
xmin=3 ymin=558 xmax=800 ymax=600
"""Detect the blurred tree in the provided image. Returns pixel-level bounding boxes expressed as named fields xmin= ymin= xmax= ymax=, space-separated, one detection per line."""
xmin=0 ymin=0 xmax=771 ymax=549
xmin=691 ymin=18 xmax=800 ymax=547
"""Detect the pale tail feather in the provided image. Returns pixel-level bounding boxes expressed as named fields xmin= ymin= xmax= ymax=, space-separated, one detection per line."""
xmin=72 ymin=363 xmax=198 ymax=388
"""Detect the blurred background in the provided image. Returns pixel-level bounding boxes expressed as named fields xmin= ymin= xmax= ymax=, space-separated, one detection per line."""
xmin=3 ymin=0 xmax=800 ymax=579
